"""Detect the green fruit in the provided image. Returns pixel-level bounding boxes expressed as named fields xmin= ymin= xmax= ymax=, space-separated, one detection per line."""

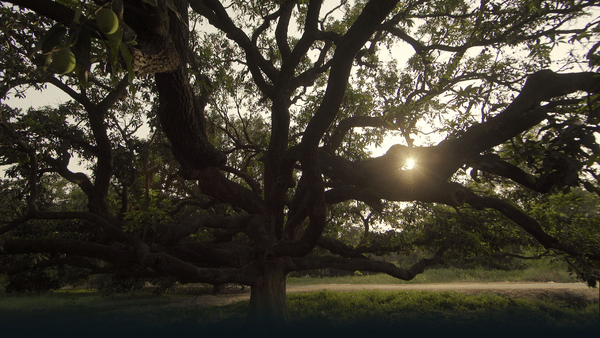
xmin=51 ymin=49 xmax=76 ymax=74
xmin=96 ymin=8 xmax=119 ymax=35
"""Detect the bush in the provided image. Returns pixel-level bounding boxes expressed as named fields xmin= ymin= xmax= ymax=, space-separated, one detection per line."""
xmin=146 ymin=276 xmax=179 ymax=295
xmin=3 ymin=265 xmax=90 ymax=294
xmin=88 ymin=274 xmax=146 ymax=297
xmin=0 ymin=275 xmax=8 ymax=295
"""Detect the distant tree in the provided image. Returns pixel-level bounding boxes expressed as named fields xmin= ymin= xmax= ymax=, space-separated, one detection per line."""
xmin=1 ymin=0 xmax=600 ymax=328
xmin=0 ymin=175 xmax=92 ymax=293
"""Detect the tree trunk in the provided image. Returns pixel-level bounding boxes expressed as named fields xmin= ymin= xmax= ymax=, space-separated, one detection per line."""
xmin=212 ymin=283 xmax=226 ymax=295
xmin=246 ymin=259 xmax=289 ymax=331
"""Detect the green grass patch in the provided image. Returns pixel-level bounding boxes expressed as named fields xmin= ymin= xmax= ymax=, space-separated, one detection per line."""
xmin=1 ymin=289 xmax=596 ymax=335
xmin=286 ymin=266 xmax=578 ymax=285
xmin=0 ymin=265 xmax=589 ymax=335
xmin=0 ymin=290 xmax=196 ymax=334
xmin=0 ymin=289 xmax=173 ymax=310
xmin=286 ymin=290 xmax=599 ymax=334
xmin=0 ymin=289 xmax=246 ymax=334
xmin=0 ymin=289 xmax=102 ymax=310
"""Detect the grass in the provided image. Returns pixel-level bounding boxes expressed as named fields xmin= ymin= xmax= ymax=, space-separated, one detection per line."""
xmin=0 ymin=288 xmax=596 ymax=336
xmin=286 ymin=266 xmax=578 ymax=285
xmin=286 ymin=290 xmax=599 ymax=335
xmin=0 ymin=289 xmax=188 ymax=334
xmin=0 ymin=289 xmax=105 ymax=310
xmin=0 ymin=266 xmax=595 ymax=336
xmin=0 ymin=288 xmax=184 ymax=308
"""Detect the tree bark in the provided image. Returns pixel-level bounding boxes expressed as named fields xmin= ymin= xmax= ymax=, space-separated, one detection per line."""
xmin=211 ymin=283 xmax=226 ymax=294
xmin=246 ymin=259 xmax=289 ymax=331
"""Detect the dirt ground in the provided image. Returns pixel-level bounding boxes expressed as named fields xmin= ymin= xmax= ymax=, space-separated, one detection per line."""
xmin=165 ymin=282 xmax=599 ymax=308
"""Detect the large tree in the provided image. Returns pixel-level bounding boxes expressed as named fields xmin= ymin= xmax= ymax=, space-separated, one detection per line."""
xmin=1 ymin=0 xmax=600 ymax=328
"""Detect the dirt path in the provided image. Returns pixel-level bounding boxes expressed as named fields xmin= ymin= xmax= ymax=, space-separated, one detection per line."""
xmin=166 ymin=282 xmax=599 ymax=308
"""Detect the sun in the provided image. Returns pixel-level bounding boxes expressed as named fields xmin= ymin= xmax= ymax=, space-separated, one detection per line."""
xmin=403 ymin=157 xmax=416 ymax=170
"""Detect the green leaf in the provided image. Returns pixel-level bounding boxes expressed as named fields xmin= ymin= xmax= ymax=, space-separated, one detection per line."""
xmin=35 ymin=24 xmax=67 ymax=54
xmin=119 ymin=42 xmax=135 ymax=83
xmin=112 ymin=0 xmax=124 ymax=18
xmin=165 ymin=0 xmax=186 ymax=25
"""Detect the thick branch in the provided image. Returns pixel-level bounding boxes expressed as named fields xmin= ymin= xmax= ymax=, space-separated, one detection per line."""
xmin=467 ymin=154 xmax=558 ymax=193
xmin=291 ymin=0 xmax=401 ymax=259
xmin=323 ymin=185 xmax=383 ymax=212
xmin=439 ymin=71 xmax=600 ymax=157
xmin=317 ymin=237 xmax=409 ymax=259
xmin=0 ymin=213 xmax=33 ymax=236
xmin=222 ymin=165 xmax=262 ymax=195
xmin=189 ymin=0 xmax=278 ymax=96
xmin=141 ymin=252 xmax=251 ymax=285
xmin=287 ymin=247 xmax=445 ymax=281
xmin=156 ymin=70 xmax=226 ymax=173
xmin=275 ymin=1 xmax=294 ymax=59
xmin=162 ymin=241 xmax=252 ymax=268
xmin=156 ymin=214 xmax=252 ymax=245
xmin=301 ymin=0 xmax=400 ymax=149
xmin=319 ymin=146 xmax=468 ymax=205
xmin=5 ymin=0 xmax=75 ymax=23
xmin=41 ymin=155 xmax=95 ymax=197
xmin=47 ymin=77 xmax=90 ymax=106
xmin=466 ymin=194 xmax=600 ymax=261
xmin=325 ymin=116 xmax=390 ymax=152
xmin=192 ymin=167 xmax=265 ymax=214
xmin=1 ymin=239 xmax=136 ymax=265
xmin=318 ymin=71 xmax=600 ymax=202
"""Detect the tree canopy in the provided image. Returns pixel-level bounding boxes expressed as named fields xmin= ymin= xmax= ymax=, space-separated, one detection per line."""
xmin=1 ymin=0 xmax=600 ymax=328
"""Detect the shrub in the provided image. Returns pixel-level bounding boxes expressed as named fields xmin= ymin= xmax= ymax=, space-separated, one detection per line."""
xmin=88 ymin=274 xmax=145 ymax=297
xmin=3 ymin=265 xmax=90 ymax=294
